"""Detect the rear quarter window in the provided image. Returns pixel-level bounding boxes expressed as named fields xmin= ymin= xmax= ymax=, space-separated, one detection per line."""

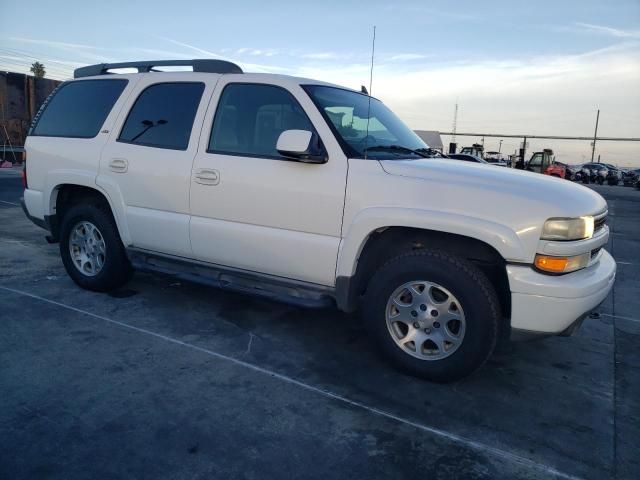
xmin=30 ymin=79 xmax=128 ymax=138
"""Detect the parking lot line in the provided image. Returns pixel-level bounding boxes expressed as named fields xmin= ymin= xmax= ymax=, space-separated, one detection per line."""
xmin=0 ymin=200 xmax=19 ymax=206
xmin=0 ymin=284 xmax=584 ymax=480
xmin=601 ymin=313 xmax=640 ymax=324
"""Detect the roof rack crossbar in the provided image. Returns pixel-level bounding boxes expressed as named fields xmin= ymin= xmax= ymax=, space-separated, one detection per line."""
xmin=74 ymin=59 xmax=243 ymax=78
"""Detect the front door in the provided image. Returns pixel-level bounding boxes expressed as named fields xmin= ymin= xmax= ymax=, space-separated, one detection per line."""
xmin=98 ymin=77 xmax=213 ymax=257
xmin=189 ymin=80 xmax=347 ymax=286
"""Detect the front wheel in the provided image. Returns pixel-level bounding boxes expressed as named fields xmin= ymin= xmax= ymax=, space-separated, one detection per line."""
xmin=362 ymin=250 xmax=499 ymax=382
xmin=59 ymin=202 xmax=132 ymax=292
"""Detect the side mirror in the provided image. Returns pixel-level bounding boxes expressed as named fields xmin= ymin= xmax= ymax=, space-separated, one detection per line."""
xmin=276 ymin=129 xmax=327 ymax=164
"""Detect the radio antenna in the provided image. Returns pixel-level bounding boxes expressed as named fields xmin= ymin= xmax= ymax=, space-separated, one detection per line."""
xmin=363 ymin=25 xmax=376 ymax=159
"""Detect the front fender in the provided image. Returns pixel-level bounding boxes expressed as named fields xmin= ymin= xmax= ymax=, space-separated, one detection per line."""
xmin=336 ymin=207 xmax=528 ymax=278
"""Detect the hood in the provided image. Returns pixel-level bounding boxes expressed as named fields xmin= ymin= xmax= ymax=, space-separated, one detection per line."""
xmin=380 ymin=158 xmax=607 ymax=217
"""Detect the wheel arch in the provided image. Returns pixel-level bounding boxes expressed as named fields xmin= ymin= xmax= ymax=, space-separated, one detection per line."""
xmin=47 ymin=182 xmax=130 ymax=244
xmin=336 ymin=225 xmax=512 ymax=338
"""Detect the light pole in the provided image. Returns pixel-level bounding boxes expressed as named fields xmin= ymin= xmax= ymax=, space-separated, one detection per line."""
xmin=498 ymin=139 xmax=503 ymax=153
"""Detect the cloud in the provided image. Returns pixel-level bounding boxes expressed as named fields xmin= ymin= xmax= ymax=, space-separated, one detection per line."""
xmin=388 ymin=53 xmax=433 ymax=62
xmin=300 ymin=52 xmax=350 ymax=60
xmin=290 ymin=42 xmax=640 ymax=165
xmin=155 ymin=36 xmax=289 ymax=73
xmin=572 ymin=23 xmax=640 ymax=39
xmin=8 ymin=37 xmax=99 ymax=50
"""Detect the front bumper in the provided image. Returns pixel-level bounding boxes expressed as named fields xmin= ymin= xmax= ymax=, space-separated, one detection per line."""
xmin=508 ymin=249 xmax=616 ymax=337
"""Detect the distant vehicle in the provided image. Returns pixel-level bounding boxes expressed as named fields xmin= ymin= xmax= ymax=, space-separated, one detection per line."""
xmin=484 ymin=151 xmax=510 ymax=166
xmin=597 ymin=163 xmax=622 ymax=185
xmin=448 ymin=153 xmax=489 ymax=164
xmin=581 ymin=163 xmax=608 ymax=184
xmin=527 ymin=149 xmax=567 ymax=179
xmin=622 ymin=168 xmax=640 ymax=187
xmin=460 ymin=143 xmax=485 ymax=159
xmin=566 ymin=164 xmax=584 ymax=181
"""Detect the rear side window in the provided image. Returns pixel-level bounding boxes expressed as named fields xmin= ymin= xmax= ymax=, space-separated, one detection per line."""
xmin=30 ymin=79 xmax=128 ymax=138
xmin=209 ymin=83 xmax=315 ymax=158
xmin=118 ymin=82 xmax=205 ymax=150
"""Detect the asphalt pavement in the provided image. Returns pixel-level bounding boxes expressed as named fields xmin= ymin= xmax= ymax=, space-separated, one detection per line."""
xmin=1 ymin=169 xmax=638 ymax=480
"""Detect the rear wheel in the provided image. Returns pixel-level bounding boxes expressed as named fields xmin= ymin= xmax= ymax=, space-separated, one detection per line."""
xmin=59 ymin=202 xmax=132 ymax=291
xmin=362 ymin=249 xmax=499 ymax=382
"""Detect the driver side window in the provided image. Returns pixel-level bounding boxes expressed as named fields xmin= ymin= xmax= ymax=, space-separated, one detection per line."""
xmin=208 ymin=83 xmax=315 ymax=159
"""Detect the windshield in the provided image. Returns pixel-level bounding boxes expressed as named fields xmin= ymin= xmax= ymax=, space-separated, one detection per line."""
xmin=303 ymin=85 xmax=428 ymax=159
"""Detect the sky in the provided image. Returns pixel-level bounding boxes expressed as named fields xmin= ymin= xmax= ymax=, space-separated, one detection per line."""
xmin=1 ymin=0 xmax=639 ymax=166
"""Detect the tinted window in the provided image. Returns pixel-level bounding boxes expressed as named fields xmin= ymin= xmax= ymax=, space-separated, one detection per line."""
xmin=119 ymin=82 xmax=204 ymax=150
xmin=30 ymin=79 xmax=127 ymax=138
xmin=209 ymin=84 xmax=315 ymax=158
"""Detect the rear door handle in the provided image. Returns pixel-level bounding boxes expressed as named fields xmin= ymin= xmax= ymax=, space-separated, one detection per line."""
xmin=109 ymin=158 xmax=128 ymax=173
xmin=194 ymin=168 xmax=220 ymax=185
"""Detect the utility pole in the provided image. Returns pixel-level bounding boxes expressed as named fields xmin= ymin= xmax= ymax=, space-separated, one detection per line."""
xmin=590 ymin=109 xmax=599 ymax=163
xmin=449 ymin=99 xmax=459 ymax=154
xmin=451 ymin=99 xmax=458 ymax=143
xmin=498 ymin=139 xmax=503 ymax=153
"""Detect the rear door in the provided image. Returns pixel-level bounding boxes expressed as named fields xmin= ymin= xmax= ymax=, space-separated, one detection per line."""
xmin=98 ymin=75 xmax=216 ymax=257
xmin=189 ymin=78 xmax=347 ymax=286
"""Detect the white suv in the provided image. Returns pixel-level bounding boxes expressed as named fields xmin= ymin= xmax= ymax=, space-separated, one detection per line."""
xmin=21 ymin=59 xmax=616 ymax=382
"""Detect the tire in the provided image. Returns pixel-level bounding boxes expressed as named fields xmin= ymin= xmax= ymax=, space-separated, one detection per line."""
xmin=597 ymin=176 xmax=604 ymax=185
xmin=59 ymin=201 xmax=132 ymax=292
xmin=362 ymin=249 xmax=499 ymax=383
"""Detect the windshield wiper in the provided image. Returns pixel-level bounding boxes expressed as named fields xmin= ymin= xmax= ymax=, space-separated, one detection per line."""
xmin=363 ymin=144 xmax=430 ymax=158
xmin=415 ymin=147 xmax=448 ymax=158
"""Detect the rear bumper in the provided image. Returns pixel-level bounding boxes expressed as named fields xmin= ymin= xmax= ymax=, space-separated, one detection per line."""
xmin=508 ymin=249 xmax=616 ymax=337
xmin=20 ymin=196 xmax=47 ymax=230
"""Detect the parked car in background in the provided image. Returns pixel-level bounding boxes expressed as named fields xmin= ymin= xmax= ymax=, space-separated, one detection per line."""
xmin=485 ymin=151 xmax=510 ymax=167
xmin=448 ymin=153 xmax=489 ymax=164
xmin=622 ymin=168 xmax=640 ymax=187
xmin=565 ymin=164 xmax=583 ymax=181
xmin=581 ymin=163 xmax=609 ymax=184
xmin=599 ymin=163 xmax=623 ymax=185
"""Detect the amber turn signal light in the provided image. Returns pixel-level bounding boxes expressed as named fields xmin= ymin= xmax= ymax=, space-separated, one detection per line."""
xmin=534 ymin=253 xmax=590 ymax=274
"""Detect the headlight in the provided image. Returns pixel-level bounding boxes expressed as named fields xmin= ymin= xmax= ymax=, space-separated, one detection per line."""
xmin=534 ymin=253 xmax=591 ymax=274
xmin=541 ymin=217 xmax=594 ymax=241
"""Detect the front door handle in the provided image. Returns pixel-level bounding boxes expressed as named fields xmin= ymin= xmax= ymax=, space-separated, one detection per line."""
xmin=194 ymin=168 xmax=220 ymax=185
xmin=109 ymin=158 xmax=128 ymax=173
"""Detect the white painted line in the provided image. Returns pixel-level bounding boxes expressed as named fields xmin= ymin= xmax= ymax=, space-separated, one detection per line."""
xmin=600 ymin=313 xmax=640 ymax=324
xmin=0 ymin=285 xmax=584 ymax=480
xmin=616 ymin=261 xmax=634 ymax=266
xmin=0 ymin=200 xmax=19 ymax=206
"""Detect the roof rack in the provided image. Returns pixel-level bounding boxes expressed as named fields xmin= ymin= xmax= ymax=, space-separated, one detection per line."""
xmin=74 ymin=59 xmax=243 ymax=78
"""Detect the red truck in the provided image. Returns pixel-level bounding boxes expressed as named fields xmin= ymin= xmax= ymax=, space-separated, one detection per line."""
xmin=527 ymin=149 xmax=567 ymax=178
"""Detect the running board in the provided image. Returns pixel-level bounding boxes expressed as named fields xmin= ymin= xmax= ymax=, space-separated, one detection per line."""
xmin=127 ymin=248 xmax=335 ymax=309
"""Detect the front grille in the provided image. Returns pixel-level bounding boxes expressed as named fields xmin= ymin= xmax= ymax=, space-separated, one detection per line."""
xmin=594 ymin=210 xmax=607 ymax=233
